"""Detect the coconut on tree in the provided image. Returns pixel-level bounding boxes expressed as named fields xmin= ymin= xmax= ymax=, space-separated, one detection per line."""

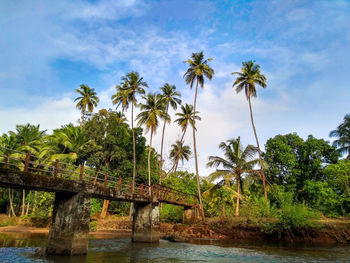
xmin=207 ymin=137 xmax=259 ymax=216
xmin=120 ymin=72 xmax=148 ymax=193
xmin=136 ymin=93 xmax=169 ymax=192
xmin=232 ymin=61 xmax=268 ymax=202
xmin=184 ymin=51 xmax=214 ymax=217
xmin=158 ymin=83 xmax=181 ymax=184
xmin=74 ymin=84 xmax=99 ymax=124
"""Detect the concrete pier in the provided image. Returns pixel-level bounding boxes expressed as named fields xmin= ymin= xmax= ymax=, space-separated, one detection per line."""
xmin=132 ymin=202 xmax=160 ymax=242
xmin=46 ymin=192 xmax=91 ymax=255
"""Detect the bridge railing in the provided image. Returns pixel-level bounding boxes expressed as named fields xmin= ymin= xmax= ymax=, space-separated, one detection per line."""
xmin=0 ymin=147 xmax=198 ymax=206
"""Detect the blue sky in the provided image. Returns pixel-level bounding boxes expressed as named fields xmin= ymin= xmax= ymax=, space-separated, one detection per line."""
xmin=1 ymin=0 xmax=349 ymax=175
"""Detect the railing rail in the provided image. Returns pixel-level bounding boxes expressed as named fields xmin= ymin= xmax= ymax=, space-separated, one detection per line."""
xmin=0 ymin=146 xmax=197 ymax=207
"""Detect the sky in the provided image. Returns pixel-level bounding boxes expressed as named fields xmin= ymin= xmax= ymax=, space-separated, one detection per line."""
xmin=0 ymin=0 xmax=349 ymax=177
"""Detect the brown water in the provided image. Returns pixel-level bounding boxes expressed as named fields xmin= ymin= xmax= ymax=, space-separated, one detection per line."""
xmin=0 ymin=232 xmax=349 ymax=262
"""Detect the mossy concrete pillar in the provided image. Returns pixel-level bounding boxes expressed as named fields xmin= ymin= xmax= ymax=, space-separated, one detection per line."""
xmin=183 ymin=206 xmax=202 ymax=224
xmin=46 ymin=192 xmax=91 ymax=255
xmin=132 ymin=202 xmax=159 ymax=242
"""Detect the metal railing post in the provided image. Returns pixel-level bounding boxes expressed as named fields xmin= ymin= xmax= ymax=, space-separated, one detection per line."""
xmin=54 ymin=159 xmax=59 ymax=178
xmin=80 ymin=164 xmax=84 ymax=181
xmin=24 ymin=152 xmax=31 ymax=172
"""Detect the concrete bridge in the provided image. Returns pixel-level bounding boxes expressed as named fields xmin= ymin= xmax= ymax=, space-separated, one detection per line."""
xmin=0 ymin=149 xmax=201 ymax=256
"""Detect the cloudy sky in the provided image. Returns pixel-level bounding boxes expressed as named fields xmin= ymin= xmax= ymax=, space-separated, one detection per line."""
xmin=1 ymin=0 xmax=349 ymax=176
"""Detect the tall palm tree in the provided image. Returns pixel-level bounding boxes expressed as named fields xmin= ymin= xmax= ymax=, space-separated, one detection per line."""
xmin=159 ymin=83 xmax=182 ymax=184
xmin=232 ymin=61 xmax=268 ymax=202
xmin=184 ymin=51 xmax=214 ymax=217
xmin=74 ymin=84 xmax=99 ymax=124
xmin=111 ymin=83 xmax=132 ymax=115
xmin=174 ymin=104 xmax=201 ymax=144
xmin=169 ymin=140 xmax=191 ymax=173
xmin=120 ymin=72 xmax=148 ymax=192
xmin=136 ymin=93 xmax=169 ymax=189
xmin=207 ymin=137 xmax=259 ymax=216
xmin=330 ymin=114 xmax=350 ymax=159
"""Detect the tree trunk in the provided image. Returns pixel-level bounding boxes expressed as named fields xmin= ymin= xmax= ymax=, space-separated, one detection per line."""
xmin=148 ymin=130 xmax=153 ymax=196
xmin=235 ymin=175 xmax=240 ymax=217
xmin=159 ymin=104 xmax=169 ymax=185
xmin=100 ymin=200 xmax=110 ymax=219
xmin=222 ymin=196 xmax=226 ymax=219
xmin=131 ymin=103 xmax=136 ymax=193
xmin=21 ymin=189 xmax=25 ymax=216
xmin=192 ymin=80 xmax=205 ymax=219
xmin=9 ymin=189 xmax=15 ymax=217
xmin=180 ymin=126 xmax=187 ymax=144
xmin=248 ymin=96 xmax=268 ymax=202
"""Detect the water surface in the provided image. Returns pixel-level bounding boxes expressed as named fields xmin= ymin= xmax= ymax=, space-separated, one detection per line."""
xmin=0 ymin=232 xmax=349 ymax=262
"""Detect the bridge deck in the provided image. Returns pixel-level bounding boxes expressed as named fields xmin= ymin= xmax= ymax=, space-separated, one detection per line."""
xmin=0 ymin=150 xmax=198 ymax=208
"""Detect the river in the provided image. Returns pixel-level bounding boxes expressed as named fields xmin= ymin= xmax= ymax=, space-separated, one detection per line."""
xmin=0 ymin=232 xmax=349 ymax=262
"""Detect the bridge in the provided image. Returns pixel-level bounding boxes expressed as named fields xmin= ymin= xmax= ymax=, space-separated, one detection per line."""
xmin=0 ymin=148 xmax=201 ymax=256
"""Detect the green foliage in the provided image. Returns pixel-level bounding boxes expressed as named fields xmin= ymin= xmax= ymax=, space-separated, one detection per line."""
xmin=160 ymin=204 xmax=183 ymax=222
xmin=90 ymin=198 xmax=102 ymax=216
xmin=264 ymin=133 xmax=339 ymax=198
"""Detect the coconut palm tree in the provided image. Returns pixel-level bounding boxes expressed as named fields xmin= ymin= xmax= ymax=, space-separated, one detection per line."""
xmin=232 ymin=61 xmax=268 ymax=202
xmin=207 ymin=137 xmax=259 ymax=216
xmin=74 ymin=84 xmax=99 ymax=124
xmin=169 ymin=140 xmax=191 ymax=173
xmin=184 ymin=51 xmax=214 ymax=217
xmin=111 ymin=83 xmax=132 ymax=115
xmin=174 ymin=104 xmax=201 ymax=144
xmin=330 ymin=114 xmax=350 ymax=159
xmin=159 ymin=83 xmax=182 ymax=184
xmin=120 ymin=72 xmax=148 ymax=192
xmin=136 ymin=93 xmax=169 ymax=190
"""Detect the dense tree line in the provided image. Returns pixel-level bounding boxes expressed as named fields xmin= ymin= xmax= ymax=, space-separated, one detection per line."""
xmin=0 ymin=52 xmax=349 ymax=224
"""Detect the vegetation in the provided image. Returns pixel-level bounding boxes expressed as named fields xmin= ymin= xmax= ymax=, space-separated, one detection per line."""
xmin=0 ymin=53 xmax=349 ymax=233
xmin=184 ymin=51 xmax=214 ymax=217
xmin=232 ymin=61 xmax=268 ymax=202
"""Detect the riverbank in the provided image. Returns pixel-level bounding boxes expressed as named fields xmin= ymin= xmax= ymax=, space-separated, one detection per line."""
xmin=1 ymin=215 xmax=349 ymax=244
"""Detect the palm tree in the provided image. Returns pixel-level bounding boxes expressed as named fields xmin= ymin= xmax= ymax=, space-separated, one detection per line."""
xmin=232 ymin=61 xmax=268 ymax=202
xmin=136 ymin=93 xmax=169 ymax=190
xmin=184 ymin=51 xmax=214 ymax=217
xmin=174 ymin=104 xmax=201 ymax=144
xmin=120 ymin=72 xmax=148 ymax=192
xmin=111 ymin=83 xmax=132 ymax=115
xmin=207 ymin=137 xmax=259 ymax=216
xmin=74 ymin=84 xmax=99 ymax=124
xmin=159 ymin=83 xmax=182 ymax=184
xmin=169 ymin=140 xmax=191 ymax=173
xmin=330 ymin=114 xmax=350 ymax=159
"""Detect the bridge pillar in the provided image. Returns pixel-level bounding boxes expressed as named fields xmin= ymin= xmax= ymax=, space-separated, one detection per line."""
xmin=132 ymin=202 xmax=159 ymax=242
xmin=183 ymin=206 xmax=202 ymax=224
xmin=46 ymin=192 xmax=91 ymax=255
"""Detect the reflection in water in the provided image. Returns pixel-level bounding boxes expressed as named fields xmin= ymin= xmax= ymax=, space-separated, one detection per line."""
xmin=0 ymin=232 xmax=349 ymax=262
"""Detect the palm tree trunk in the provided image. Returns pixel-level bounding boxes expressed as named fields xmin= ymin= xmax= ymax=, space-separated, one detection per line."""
xmin=159 ymin=104 xmax=169 ymax=185
xmin=81 ymin=108 xmax=86 ymax=124
xmin=248 ymin=96 xmax=268 ymax=202
xmin=235 ymin=175 xmax=240 ymax=216
xmin=193 ymin=80 xmax=204 ymax=219
xmin=180 ymin=126 xmax=187 ymax=144
xmin=131 ymin=103 xmax=136 ymax=193
xmin=21 ymin=190 xmax=25 ymax=216
xmin=148 ymin=130 xmax=153 ymax=196
xmin=100 ymin=200 xmax=110 ymax=219
xmin=9 ymin=189 xmax=15 ymax=217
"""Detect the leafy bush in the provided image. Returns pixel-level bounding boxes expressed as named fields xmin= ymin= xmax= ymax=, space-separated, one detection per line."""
xmin=160 ymin=204 xmax=183 ymax=222
xmin=90 ymin=198 xmax=102 ymax=216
